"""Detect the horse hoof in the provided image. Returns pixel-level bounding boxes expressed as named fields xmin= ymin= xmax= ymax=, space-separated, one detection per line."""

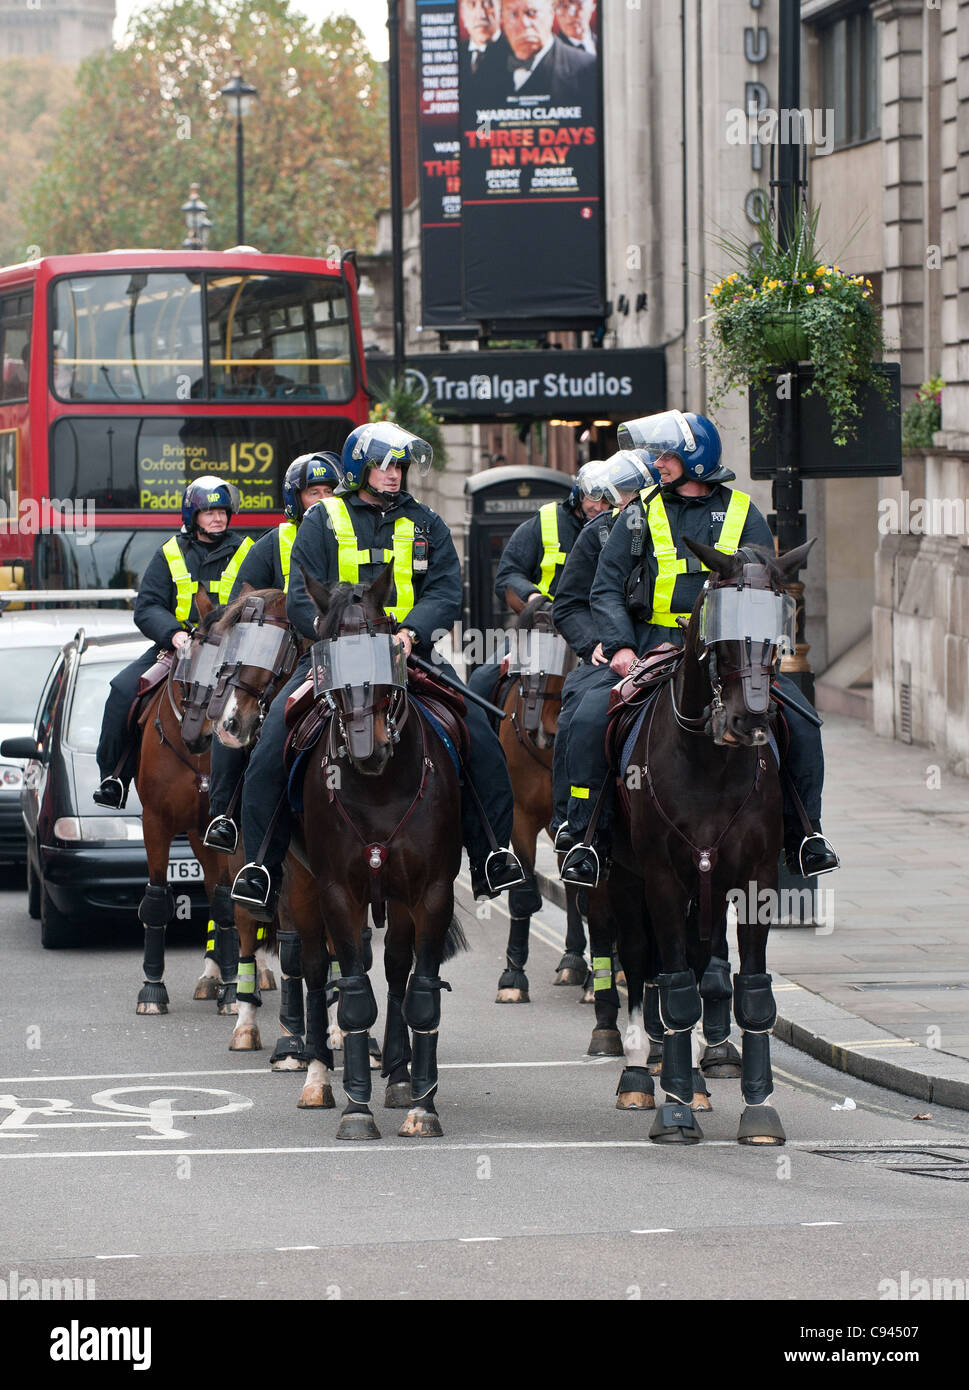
xmin=555 ymin=967 xmax=587 ymax=986
xmin=271 ymin=1055 xmax=308 ymax=1072
xmin=135 ymin=1000 xmax=168 ymax=1016
xmin=615 ymin=969 xmax=627 ymax=988
xmin=257 ymin=968 xmax=277 ymax=992
xmin=192 ymin=976 xmax=221 ymax=1001
xmin=587 ymin=1027 xmax=623 ymax=1057
xmin=298 ymin=1083 xmax=335 ymax=1109
xmin=336 ymin=1111 xmax=380 ymax=1140
xmin=701 ymin=1040 xmax=742 ymax=1079
xmin=369 ymin=1038 xmax=382 ymax=1069
xmin=648 ymin=1041 xmax=664 ymax=1074
xmin=398 ymin=1108 xmax=443 ymax=1138
xmin=649 ymin=1102 xmax=703 ymax=1145
xmin=136 ymin=982 xmax=169 ymax=1015
xmin=217 ymin=998 xmax=239 ymax=1017
xmin=495 ymin=988 xmax=530 ymax=1003
xmin=229 ymin=1026 xmax=261 ymax=1051
xmin=581 ymin=986 xmax=595 ymax=1004
xmin=737 ymin=1104 xmax=786 ymax=1145
xmin=384 ymin=1082 xmax=413 ymax=1109
xmin=616 ymin=1092 xmax=655 ymax=1111
xmin=691 ymin=1069 xmax=712 ymax=1111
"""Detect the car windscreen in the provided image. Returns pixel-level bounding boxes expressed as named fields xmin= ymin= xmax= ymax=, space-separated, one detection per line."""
xmin=66 ymin=661 xmax=126 ymax=752
xmin=1 ymin=646 xmax=63 ymax=723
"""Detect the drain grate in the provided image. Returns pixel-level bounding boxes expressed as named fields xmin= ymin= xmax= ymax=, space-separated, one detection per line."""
xmin=814 ymin=1148 xmax=969 ymax=1182
xmin=850 ymin=981 xmax=969 ymax=992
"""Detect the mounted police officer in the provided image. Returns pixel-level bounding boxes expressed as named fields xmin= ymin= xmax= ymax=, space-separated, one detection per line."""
xmin=467 ymin=472 xmax=609 ymax=705
xmin=203 ymin=451 xmax=343 ymax=853
xmin=559 ymin=410 xmax=840 ymax=887
xmin=93 ymin=477 xmax=253 ymax=808
xmin=549 ymin=449 xmax=659 ymax=850
xmin=230 ymin=422 xmax=526 ymax=919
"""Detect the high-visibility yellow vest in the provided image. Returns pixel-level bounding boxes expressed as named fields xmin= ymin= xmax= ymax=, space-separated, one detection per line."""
xmin=319 ymin=496 xmax=416 ymax=623
xmin=643 ymin=489 xmax=751 ymax=627
xmin=536 ymin=502 xmax=568 ymax=598
xmin=162 ymin=534 xmax=254 ymax=622
xmin=277 ymin=522 xmax=298 ymax=594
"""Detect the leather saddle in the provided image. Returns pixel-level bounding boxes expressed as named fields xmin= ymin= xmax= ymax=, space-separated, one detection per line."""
xmin=129 ymin=651 xmax=174 ymax=732
xmin=604 ymin=642 xmax=681 ymax=771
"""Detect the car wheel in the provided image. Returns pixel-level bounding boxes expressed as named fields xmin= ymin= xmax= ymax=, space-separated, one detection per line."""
xmin=26 ymin=856 xmax=41 ymax=920
xmin=40 ymin=880 xmax=76 ymax=949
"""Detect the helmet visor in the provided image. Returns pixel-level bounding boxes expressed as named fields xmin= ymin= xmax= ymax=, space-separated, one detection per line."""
xmin=186 ymin=477 xmax=241 ymax=513
xmin=353 ymin=423 xmax=433 ymax=477
xmin=699 ymin=586 xmax=797 ymax=656
xmin=577 ymin=451 xmax=656 ymax=504
xmin=617 ymin=410 xmax=698 ymax=465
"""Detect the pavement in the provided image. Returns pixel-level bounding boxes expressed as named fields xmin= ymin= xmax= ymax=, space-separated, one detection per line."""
xmin=532 ymin=710 xmax=969 ymax=1111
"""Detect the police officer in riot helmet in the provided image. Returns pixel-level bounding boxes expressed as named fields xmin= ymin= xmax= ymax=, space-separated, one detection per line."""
xmin=231 ymin=421 xmax=526 ymax=918
xmin=93 ymin=476 xmax=253 ymax=809
xmin=202 ymin=451 xmax=343 ymax=854
xmin=467 ymin=468 xmax=609 ymax=707
xmin=559 ymin=410 xmax=839 ymax=887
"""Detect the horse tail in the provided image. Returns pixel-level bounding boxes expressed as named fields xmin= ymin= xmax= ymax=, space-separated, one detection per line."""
xmin=442 ymin=913 xmax=470 ymax=961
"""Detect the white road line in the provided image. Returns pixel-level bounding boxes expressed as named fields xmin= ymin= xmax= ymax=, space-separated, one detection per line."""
xmin=275 ymin=1245 xmax=319 ymax=1251
xmin=631 ymin=1228 xmax=674 ymax=1234
xmin=95 ymin=1254 xmax=140 ymax=1260
xmin=801 ymin=1222 xmax=843 ymax=1227
xmin=458 ymin=1237 xmax=502 ymax=1242
xmin=1 ymin=1138 xmax=966 ymax=1162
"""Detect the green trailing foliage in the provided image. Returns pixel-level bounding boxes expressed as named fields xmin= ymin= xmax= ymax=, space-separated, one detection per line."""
xmin=901 ymin=377 xmax=944 ymax=452
xmin=370 ymin=378 xmax=449 ymax=472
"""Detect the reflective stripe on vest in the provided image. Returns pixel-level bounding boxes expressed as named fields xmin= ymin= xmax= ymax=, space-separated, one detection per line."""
xmin=536 ymin=502 xmax=567 ymax=598
xmin=320 ymin=496 xmax=416 ymax=623
xmin=645 ymin=490 xmax=752 ymax=627
xmin=277 ymin=522 xmax=298 ymax=594
xmin=162 ymin=534 xmax=254 ymax=622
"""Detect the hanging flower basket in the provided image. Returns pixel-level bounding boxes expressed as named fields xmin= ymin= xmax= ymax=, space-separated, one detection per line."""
xmin=700 ymin=206 xmax=890 ymax=446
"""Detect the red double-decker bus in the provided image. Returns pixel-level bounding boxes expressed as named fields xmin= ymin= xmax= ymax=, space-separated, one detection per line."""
xmin=0 ymin=249 xmax=370 ymax=592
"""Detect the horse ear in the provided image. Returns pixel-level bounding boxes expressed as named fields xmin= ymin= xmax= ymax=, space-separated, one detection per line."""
xmin=368 ymin=560 xmax=396 ymax=613
xmin=682 ymin=537 xmax=739 ymax=579
xmin=195 ymin=588 xmax=214 ymax=619
xmin=299 ymin=564 xmax=332 ymax=619
xmin=769 ymin=537 xmax=816 ymax=587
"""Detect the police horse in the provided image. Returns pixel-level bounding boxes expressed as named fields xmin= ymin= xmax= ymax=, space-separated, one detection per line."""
xmin=260 ymin=565 xmax=466 ymax=1139
xmin=597 ymin=539 xmax=812 ymax=1144
xmin=484 ymin=597 xmax=593 ymax=1003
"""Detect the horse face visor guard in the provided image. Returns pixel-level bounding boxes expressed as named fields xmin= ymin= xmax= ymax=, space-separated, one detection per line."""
xmin=699 ymin=584 xmax=797 ymax=656
xmin=506 ymin=629 xmax=572 ymax=678
xmin=311 ymin=632 xmax=408 ymax=701
xmin=206 ymin=622 xmax=298 ymax=718
xmin=174 ymin=635 xmax=224 ymax=693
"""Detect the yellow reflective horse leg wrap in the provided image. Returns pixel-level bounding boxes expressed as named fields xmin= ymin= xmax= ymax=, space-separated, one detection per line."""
xmin=592 ymin=955 xmax=613 ymax=992
xmin=206 ymin=919 xmax=216 ymax=955
xmin=570 ymin=786 xmax=591 ymax=800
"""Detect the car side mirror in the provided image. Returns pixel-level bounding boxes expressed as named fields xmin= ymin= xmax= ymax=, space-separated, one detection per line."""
xmin=1 ymin=736 xmax=47 ymax=762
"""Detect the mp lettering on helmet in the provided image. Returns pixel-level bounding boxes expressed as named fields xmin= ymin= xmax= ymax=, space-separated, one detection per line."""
xmin=207 ymin=492 xmax=222 ymax=503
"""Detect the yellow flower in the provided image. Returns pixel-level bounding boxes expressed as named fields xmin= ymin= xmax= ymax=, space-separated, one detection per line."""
xmin=815 ymin=265 xmax=826 ymax=276
xmin=806 ymin=284 xmax=815 ymax=294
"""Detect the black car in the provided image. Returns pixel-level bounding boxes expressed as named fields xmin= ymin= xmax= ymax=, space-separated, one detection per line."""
xmin=3 ymin=628 xmax=209 ymax=948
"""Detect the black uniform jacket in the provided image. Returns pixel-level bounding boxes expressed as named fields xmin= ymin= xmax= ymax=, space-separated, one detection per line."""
xmin=552 ymin=509 xmax=623 ymax=662
xmin=590 ymin=484 xmax=774 ymax=658
xmin=493 ymin=500 xmax=584 ymax=608
xmin=134 ymin=529 xmax=251 ymax=649
xmin=286 ymin=490 xmax=462 ymax=649
xmin=229 ymin=527 xmax=285 ymax=601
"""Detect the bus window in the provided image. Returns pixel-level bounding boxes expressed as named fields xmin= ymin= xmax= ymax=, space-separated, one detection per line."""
xmin=207 ymin=273 xmax=352 ymax=402
xmin=51 ymin=273 xmax=204 ymax=402
xmin=0 ymin=289 xmax=33 ymax=402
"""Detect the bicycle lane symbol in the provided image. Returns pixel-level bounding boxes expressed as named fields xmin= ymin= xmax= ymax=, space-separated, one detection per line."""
xmin=0 ymin=1087 xmax=252 ymax=1142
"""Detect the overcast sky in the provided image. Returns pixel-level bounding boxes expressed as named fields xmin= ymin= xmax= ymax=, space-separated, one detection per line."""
xmin=113 ymin=2 xmax=391 ymax=60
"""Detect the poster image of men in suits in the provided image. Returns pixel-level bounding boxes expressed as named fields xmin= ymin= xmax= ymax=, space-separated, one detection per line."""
xmin=553 ymin=0 xmax=597 ymax=55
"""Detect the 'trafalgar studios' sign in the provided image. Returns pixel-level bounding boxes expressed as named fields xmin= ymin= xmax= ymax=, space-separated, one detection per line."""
xmin=368 ymin=350 xmax=665 ymax=422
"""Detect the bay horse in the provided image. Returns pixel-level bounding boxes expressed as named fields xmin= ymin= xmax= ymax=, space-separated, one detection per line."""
xmin=286 ymin=563 xmax=466 ymax=1140
xmin=132 ymin=591 xmax=240 ymax=1016
xmin=490 ymin=597 xmax=592 ymax=1004
xmin=607 ymin=538 xmax=812 ymax=1145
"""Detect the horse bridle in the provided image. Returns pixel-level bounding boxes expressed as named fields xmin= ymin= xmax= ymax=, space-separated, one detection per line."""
xmin=314 ymin=597 xmax=409 ymax=760
xmin=207 ymin=594 xmax=301 ymax=728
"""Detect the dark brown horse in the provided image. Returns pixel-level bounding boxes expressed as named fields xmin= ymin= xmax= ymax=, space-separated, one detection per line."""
xmin=132 ymin=591 xmax=238 ymax=1015
xmin=606 ymin=539 xmax=812 ymax=1145
xmin=491 ymin=597 xmax=591 ymax=1004
xmin=289 ymin=563 xmax=466 ymax=1140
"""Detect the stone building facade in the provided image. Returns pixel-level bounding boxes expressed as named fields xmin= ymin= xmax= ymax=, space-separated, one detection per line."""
xmin=0 ymin=0 xmax=115 ymax=64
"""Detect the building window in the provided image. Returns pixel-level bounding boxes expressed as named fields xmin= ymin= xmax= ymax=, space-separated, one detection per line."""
xmin=819 ymin=6 xmax=880 ymax=149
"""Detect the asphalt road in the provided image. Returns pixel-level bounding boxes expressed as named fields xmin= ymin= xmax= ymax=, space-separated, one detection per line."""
xmin=1 ymin=860 xmax=968 ymax=1325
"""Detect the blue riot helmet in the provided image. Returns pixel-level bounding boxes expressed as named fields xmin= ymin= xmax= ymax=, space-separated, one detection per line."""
xmin=617 ymin=411 xmax=735 ymax=486
xmin=283 ymin=451 xmax=342 ymax=522
xmin=576 ymin=450 xmax=659 ymax=505
xmin=181 ymin=476 xmax=241 ymax=533
xmin=340 ymin=422 xmax=433 ymax=492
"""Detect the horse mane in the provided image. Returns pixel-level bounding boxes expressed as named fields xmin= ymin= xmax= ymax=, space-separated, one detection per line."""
xmin=317 ymin=582 xmax=388 ymax=639
xmin=199 ymin=587 xmax=286 ymax=636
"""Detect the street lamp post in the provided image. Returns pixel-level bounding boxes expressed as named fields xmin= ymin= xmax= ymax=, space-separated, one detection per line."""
xmin=219 ymin=59 xmax=258 ymax=245
xmin=181 ymin=183 xmax=212 ymax=250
